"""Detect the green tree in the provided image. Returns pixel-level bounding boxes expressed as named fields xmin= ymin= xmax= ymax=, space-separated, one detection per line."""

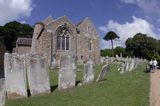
xmin=114 ymin=46 xmax=125 ymax=56
xmin=0 ymin=21 xmax=33 ymax=52
xmin=125 ymin=33 xmax=158 ymax=59
xmin=101 ymin=49 xmax=112 ymax=57
xmin=103 ymin=31 xmax=119 ymax=57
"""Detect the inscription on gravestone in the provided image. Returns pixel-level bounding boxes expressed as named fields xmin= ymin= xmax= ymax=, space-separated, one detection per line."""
xmin=26 ymin=53 xmax=50 ymax=96
xmin=58 ymin=55 xmax=76 ymax=90
xmin=96 ymin=64 xmax=109 ymax=82
xmin=4 ymin=53 xmax=27 ymax=98
xmin=83 ymin=60 xmax=95 ymax=84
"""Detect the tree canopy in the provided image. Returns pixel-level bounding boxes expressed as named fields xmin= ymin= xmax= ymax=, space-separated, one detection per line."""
xmin=0 ymin=21 xmax=33 ymax=52
xmin=125 ymin=33 xmax=159 ymax=60
xmin=103 ymin=31 xmax=119 ymax=56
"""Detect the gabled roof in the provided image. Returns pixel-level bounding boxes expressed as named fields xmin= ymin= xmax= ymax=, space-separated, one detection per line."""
xmin=42 ymin=16 xmax=54 ymax=25
xmin=75 ymin=17 xmax=89 ymax=27
xmin=16 ymin=37 xmax=32 ymax=46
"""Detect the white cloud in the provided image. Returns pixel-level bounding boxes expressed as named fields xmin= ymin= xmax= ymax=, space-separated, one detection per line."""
xmin=120 ymin=0 xmax=160 ymax=15
xmin=99 ymin=16 xmax=157 ymax=49
xmin=0 ymin=0 xmax=33 ymax=25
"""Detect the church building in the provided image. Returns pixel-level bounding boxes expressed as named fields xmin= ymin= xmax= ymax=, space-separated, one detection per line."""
xmin=31 ymin=16 xmax=100 ymax=66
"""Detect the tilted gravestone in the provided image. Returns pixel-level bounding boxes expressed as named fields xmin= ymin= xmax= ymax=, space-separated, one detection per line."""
xmin=96 ymin=64 xmax=109 ymax=82
xmin=0 ymin=78 xmax=6 ymax=106
xmin=4 ymin=53 xmax=27 ymax=98
xmin=83 ymin=59 xmax=95 ymax=84
xmin=26 ymin=53 xmax=50 ymax=96
xmin=58 ymin=55 xmax=76 ymax=90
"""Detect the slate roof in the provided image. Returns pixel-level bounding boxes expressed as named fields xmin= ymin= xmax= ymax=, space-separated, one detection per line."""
xmin=16 ymin=38 xmax=32 ymax=46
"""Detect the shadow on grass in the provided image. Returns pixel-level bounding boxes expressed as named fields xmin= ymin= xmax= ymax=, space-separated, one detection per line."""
xmin=27 ymin=89 xmax=31 ymax=97
xmin=50 ymin=85 xmax=58 ymax=92
xmin=75 ymin=80 xmax=81 ymax=86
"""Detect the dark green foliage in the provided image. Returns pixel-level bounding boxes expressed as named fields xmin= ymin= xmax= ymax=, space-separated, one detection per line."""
xmin=0 ymin=21 xmax=33 ymax=52
xmin=125 ymin=33 xmax=159 ymax=60
xmin=101 ymin=49 xmax=112 ymax=57
xmin=103 ymin=31 xmax=120 ymax=56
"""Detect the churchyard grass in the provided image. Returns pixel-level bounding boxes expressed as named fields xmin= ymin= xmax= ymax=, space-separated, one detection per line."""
xmin=6 ymin=63 xmax=149 ymax=106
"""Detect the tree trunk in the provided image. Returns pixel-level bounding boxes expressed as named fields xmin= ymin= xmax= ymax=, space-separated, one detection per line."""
xmin=111 ymin=39 xmax=114 ymax=57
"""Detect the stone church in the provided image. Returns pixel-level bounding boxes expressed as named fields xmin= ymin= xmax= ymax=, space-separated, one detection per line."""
xmin=31 ymin=16 xmax=100 ymax=66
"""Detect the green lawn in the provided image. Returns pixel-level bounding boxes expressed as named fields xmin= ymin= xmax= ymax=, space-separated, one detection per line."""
xmin=6 ymin=63 xmax=149 ymax=106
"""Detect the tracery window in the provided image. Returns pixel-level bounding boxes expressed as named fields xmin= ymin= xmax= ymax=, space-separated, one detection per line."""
xmin=57 ymin=27 xmax=70 ymax=50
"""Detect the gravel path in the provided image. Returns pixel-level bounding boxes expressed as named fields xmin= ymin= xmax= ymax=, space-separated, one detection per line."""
xmin=150 ymin=70 xmax=160 ymax=106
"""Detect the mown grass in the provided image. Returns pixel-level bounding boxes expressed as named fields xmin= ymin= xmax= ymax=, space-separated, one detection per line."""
xmin=6 ymin=63 xmax=149 ymax=106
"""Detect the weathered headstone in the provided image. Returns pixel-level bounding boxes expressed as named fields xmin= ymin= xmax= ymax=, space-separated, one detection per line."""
xmin=0 ymin=78 xmax=5 ymax=106
xmin=26 ymin=53 xmax=50 ymax=96
xmin=83 ymin=60 xmax=95 ymax=84
xmin=96 ymin=64 xmax=109 ymax=82
xmin=4 ymin=53 xmax=27 ymax=98
xmin=120 ymin=62 xmax=125 ymax=74
xmin=50 ymin=56 xmax=56 ymax=69
xmin=129 ymin=58 xmax=135 ymax=71
xmin=58 ymin=55 xmax=76 ymax=90
xmin=125 ymin=60 xmax=130 ymax=72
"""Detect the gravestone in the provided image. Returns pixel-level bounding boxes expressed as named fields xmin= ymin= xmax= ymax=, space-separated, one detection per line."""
xmin=129 ymin=58 xmax=135 ymax=71
xmin=0 ymin=78 xmax=5 ymax=106
xmin=26 ymin=53 xmax=50 ymax=96
xmin=120 ymin=62 xmax=125 ymax=74
xmin=4 ymin=53 xmax=27 ymax=98
xmin=96 ymin=64 xmax=109 ymax=82
xmin=83 ymin=59 xmax=95 ymax=84
xmin=51 ymin=56 xmax=56 ymax=69
xmin=125 ymin=60 xmax=130 ymax=72
xmin=58 ymin=55 xmax=76 ymax=90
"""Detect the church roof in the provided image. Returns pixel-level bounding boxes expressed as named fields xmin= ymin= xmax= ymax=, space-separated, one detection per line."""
xmin=75 ymin=17 xmax=89 ymax=27
xmin=42 ymin=16 xmax=54 ymax=25
xmin=16 ymin=37 xmax=32 ymax=46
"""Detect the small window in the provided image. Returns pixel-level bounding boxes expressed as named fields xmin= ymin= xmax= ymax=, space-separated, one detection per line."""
xmin=76 ymin=28 xmax=80 ymax=34
xmin=81 ymin=56 xmax=83 ymax=59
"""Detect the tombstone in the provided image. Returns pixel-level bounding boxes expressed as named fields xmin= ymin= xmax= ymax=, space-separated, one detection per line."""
xmin=96 ymin=64 xmax=109 ymax=82
xmin=4 ymin=53 xmax=27 ymax=98
xmin=83 ymin=59 xmax=95 ymax=84
xmin=120 ymin=62 xmax=125 ymax=74
xmin=58 ymin=55 xmax=76 ymax=90
xmin=129 ymin=58 xmax=135 ymax=71
xmin=50 ymin=56 xmax=56 ymax=69
xmin=26 ymin=53 xmax=50 ymax=96
xmin=125 ymin=59 xmax=130 ymax=72
xmin=0 ymin=78 xmax=6 ymax=106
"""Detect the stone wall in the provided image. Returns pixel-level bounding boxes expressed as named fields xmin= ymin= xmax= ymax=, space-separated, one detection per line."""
xmin=17 ymin=46 xmax=31 ymax=55
xmin=31 ymin=16 xmax=100 ymax=67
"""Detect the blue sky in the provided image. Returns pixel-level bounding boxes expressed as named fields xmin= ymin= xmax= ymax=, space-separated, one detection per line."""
xmin=0 ymin=0 xmax=160 ymax=49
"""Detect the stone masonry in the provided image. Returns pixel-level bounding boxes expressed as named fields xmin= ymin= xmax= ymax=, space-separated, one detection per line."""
xmin=31 ymin=16 xmax=100 ymax=66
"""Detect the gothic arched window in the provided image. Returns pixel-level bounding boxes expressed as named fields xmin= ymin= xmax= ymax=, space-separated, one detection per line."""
xmin=57 ymin=27 xmax=70 ymax=50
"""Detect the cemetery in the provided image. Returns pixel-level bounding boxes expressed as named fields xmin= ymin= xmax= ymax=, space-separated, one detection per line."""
xmin=0 ymin=52 xmax=149 ymax=106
